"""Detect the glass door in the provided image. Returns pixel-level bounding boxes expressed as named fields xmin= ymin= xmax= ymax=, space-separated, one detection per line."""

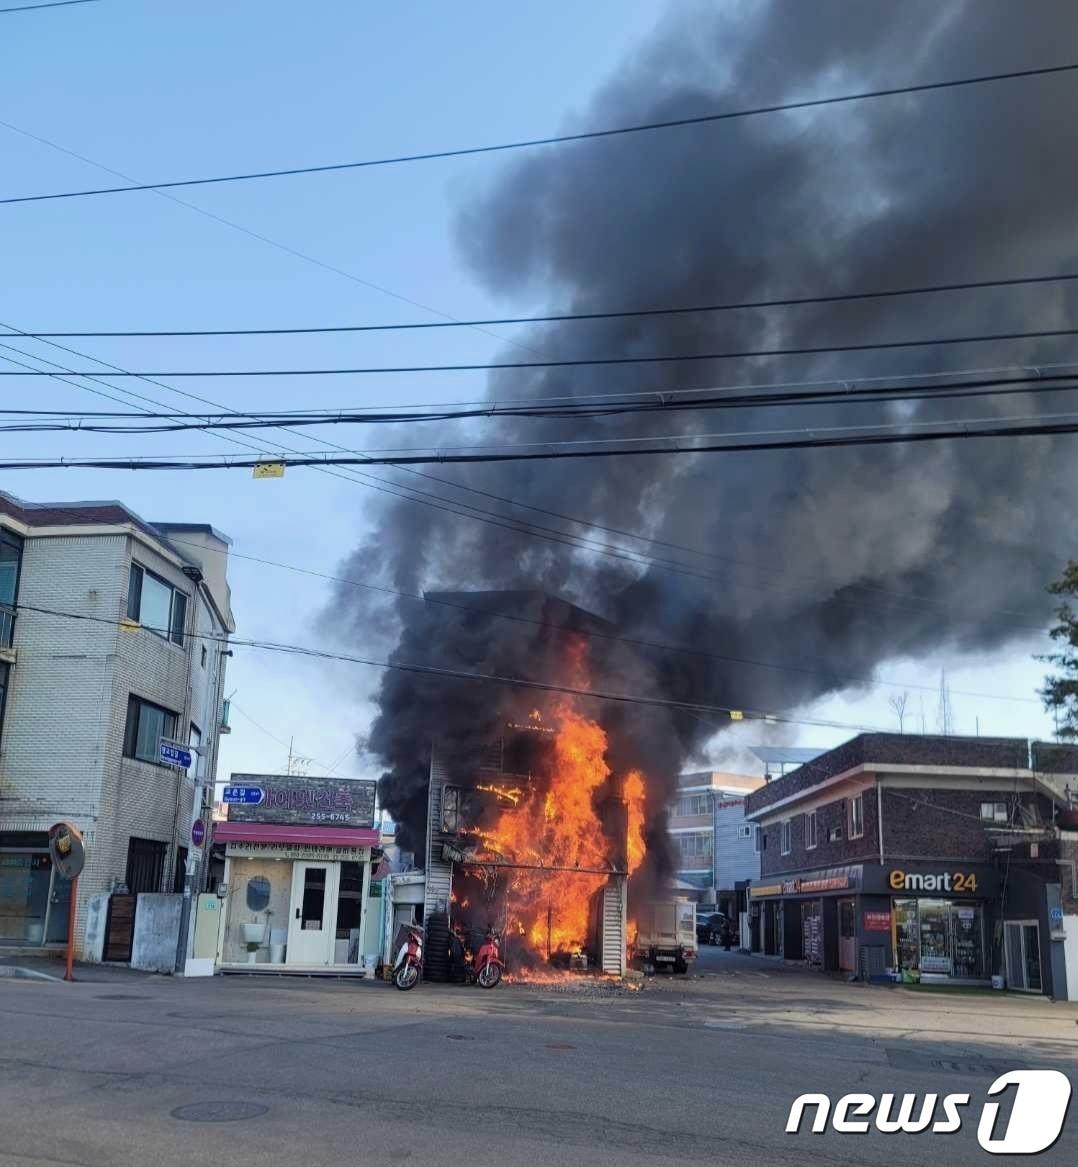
xmin=918 ymin=899 xmax=952 ymax=975
xmin=838 ymin=898 xmax=857 ymax=971
xmin=286 ymin=862 xmax=340 ymax=965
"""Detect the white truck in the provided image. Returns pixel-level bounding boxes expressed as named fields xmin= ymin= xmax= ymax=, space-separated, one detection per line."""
xmin=632 ymin=898 xmax=698 ymax=974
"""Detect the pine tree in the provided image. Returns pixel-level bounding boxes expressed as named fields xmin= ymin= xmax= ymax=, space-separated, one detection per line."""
xmin=1039 ymin=560 xmax=1078 ymax=740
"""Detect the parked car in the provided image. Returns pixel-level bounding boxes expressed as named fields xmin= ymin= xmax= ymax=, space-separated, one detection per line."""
xmin=696 ymin=912 xmax=730 ymax=945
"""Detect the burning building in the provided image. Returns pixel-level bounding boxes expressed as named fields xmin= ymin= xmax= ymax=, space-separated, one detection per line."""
xmin=332 ymin=4 xmax=1078 ymax=979
xmin=407 ymin=593 xmax=652 ymax=979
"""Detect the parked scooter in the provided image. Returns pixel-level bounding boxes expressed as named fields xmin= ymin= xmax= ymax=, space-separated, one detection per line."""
xmin=470 ymin=928 xmax=504 ymax=989
xmin=393 ymin=924 xmax=424 ymax=990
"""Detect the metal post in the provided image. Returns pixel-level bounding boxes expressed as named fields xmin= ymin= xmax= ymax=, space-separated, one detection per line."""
xmin=64 ymin=875 xmax=78 ymax=982
xmin=174 ymin=764 xmax=204 ymax=974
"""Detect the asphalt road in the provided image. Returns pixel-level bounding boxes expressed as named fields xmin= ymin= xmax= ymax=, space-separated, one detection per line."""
xmin=0 ymin=947 xmax=1075 ymax=1167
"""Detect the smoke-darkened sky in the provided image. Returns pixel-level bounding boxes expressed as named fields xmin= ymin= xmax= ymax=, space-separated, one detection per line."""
xmin=336 ymin=0 xmax=1078 ymax=840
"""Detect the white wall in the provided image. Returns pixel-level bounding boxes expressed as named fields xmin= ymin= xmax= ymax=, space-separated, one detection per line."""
xmin=0 ymin=521 xmax=230 ymax=955
xmin=1063 ymin=915 xmax=1078 ymax=1002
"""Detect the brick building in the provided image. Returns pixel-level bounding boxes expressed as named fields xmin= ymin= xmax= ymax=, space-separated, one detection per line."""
xmin=744 ymin=734 xmax=1078 ymax=998
xmin=0 ymin=492 xmax=234 ymax=956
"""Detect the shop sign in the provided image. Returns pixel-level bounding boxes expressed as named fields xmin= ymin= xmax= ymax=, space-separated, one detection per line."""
xmin=225 ymin=842 xmax=371 ymax=862
xmin=864 ymin=910 xmax=891 ymax=931
xmin=755 ymin=869 xmax=857 ymax=897
xmin=920 ymin=954 xmax=953 ymax=974
xmin=800 ymin=875 xmax=850 ymax=893
xmin=888 ymin=868 xmax=981 ymax=894
xmin=227 ymin=774 xmax=377 ymax=828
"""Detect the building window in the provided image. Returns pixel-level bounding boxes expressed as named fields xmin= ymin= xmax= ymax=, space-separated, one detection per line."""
xmin=754 ymin=825 xmax=763 ymax=853
xmin=780 ymin=820 xmax=792 ymax=855
xmin=123 ymin=696 xmax=178 ymax=764
xmin=805 ymin=810 xmax=818 ymax=849
xmin=0 ymin=661 xmax=8 ymax=745
xmin=980 ymin=801 xmax=1009 ymax=824
xmin=736 ymin=824 xmax=752 ymax=840
xmin=676 ymin=832 xmax=713 ymax=864
xmin=127 ymin=563 xmax=188 ymax=646
xmin=200 ymin=644 xmax=207 ymax=668
xmin=848 ymin=794 xmax=864 ymax=839
xmin=0 ymin=527 xmax=22 ymax=648
xmin=125 ymin=836 xmax=167 ymax=894
xmin=674 ymin=793 xmax=709 ymax=817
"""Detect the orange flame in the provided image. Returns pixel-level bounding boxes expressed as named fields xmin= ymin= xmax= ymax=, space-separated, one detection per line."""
xmin=624 ymin=769 xmax=646 ymax=875
xmin=474 ymin=698 xmax=649 ymax=959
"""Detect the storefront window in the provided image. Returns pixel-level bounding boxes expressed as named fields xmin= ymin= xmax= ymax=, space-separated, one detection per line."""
xmin=892 ymin=897 xmax=986 ymax=980
xmin=0 ymin=834 xmax=54 ymax=944
xmin=894 ymin=898 xmax=919 ymax=970
xmin=918 ymin=899 xmax=951 ymax=974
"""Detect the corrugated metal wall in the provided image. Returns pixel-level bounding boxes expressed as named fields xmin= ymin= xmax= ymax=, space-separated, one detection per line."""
xmin=600 ymin=876 xmax=627 ymax=975
xmin=713 ymin=798 xmax=760 ymax=889
xmin=423 ymin=750 xmax=453 ymax=981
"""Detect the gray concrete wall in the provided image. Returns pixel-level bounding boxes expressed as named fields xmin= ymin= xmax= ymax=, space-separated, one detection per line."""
xmin=82 ymin=893 xmax=110 ymax=963
xmin=131 ymin=893 xmax=182 ymax=972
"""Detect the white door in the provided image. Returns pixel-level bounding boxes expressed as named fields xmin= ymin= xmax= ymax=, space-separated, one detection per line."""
xmin=1004 ymin=920 xmax=1043 ymax=992
xmin=287 ymin=862 xmax=339 ymax=965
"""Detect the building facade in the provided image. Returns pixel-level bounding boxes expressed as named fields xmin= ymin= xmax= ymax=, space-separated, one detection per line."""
xmin=744 ymin=734 xmax=1078 ymax=997
xmin=669 ymin=770 xmax=764 ymax=904
xmin=215 ymin=773 xmax=380 ymax=970
xmin=0 ymin=493 xmax=234 ymax=956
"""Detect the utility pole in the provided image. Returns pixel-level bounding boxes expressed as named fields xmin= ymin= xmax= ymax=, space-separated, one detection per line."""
xmin=936 ymin=669 xmax=953 ymax=736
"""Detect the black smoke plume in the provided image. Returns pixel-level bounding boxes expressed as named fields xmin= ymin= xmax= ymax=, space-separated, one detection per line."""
xmin=335 ymin=1 xmax=1078 ymax=857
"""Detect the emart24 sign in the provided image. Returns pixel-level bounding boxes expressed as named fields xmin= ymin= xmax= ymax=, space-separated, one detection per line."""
xmin=889 ymin=868 xmax=980 ymax=894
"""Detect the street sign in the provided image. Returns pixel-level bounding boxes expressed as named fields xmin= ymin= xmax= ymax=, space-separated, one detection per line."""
xmin=48 ymin=821 xmax=85 ymax=881
xmin=160 ymin=739 xmax=192 ymax=769
xmin=191 ymin=818 xmax=206 ymax=847
xmin=222 ymin=785 xmax=265 ymax=806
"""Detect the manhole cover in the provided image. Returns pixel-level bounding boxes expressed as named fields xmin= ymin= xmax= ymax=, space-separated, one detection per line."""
xmin=171 ymin=1102 xmax=268 ymax=1123
xmin=445 ymin=1034 xmax=474 ymax=1041
xmin=546 ymin=1042 xmax=576 ymax=1050
xmin=95 ymin=993 xmax=146 ymax=1001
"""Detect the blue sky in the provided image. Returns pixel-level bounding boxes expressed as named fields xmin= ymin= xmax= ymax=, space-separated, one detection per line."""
xmin=0 ymin=0 xmax=1058 ymax=788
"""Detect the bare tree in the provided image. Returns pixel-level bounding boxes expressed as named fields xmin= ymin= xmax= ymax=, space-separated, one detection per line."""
xmin=888 ymin=691 xmax=910 ymax=733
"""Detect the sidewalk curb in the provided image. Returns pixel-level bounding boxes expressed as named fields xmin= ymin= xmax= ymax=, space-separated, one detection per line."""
xmin=0 ymin=964 xmax=63 ymax=982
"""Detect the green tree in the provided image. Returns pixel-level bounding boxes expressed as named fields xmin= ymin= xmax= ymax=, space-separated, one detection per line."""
xmin=1040 ymin=560 xmax=1078 ymax=739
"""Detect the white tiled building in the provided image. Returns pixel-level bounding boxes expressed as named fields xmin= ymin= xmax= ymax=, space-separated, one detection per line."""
xmin=0 ymin=493 xmax=234 ymax=955
xmin=668 ymin=770 xmax=765 ymax=905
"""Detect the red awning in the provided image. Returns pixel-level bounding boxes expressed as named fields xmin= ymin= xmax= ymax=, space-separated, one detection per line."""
xmin=215 ymin=822 xmax=379 ymax=847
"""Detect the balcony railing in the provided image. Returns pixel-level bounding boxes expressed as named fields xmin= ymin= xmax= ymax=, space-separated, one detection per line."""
xmin=0 ymin=602 xmax=13 ymax=649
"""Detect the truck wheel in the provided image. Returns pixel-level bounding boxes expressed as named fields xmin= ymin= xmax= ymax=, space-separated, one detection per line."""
xmin=673 ymin=960 xmax=688 ymax=975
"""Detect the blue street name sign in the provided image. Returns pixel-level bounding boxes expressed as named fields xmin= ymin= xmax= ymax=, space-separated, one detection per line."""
xmin=160 ymin=739 xmax=193 ymax=769
xmin=223 ymin=785 xmax=265 ymax=806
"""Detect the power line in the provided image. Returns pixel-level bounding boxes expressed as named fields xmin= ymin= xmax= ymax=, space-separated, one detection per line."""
xmin=17 ymin=270 xmax=1078 ymax=338
xmin=0 ymin=0 xmax=98 ymax=12
xmin=4 ymin=61 xmax=1077 ymax=205
xmin=8 ymin=325 xmax=1078 ymax=377
xmin=2 ymin=371 xmax=1075 ymax=433
xmin=0 ymin=117 xmax=1055 ymax=633
xmin=14 ymin=600 xmax=891 ymax=732
xmin=0 ymin=332 xmax=1054 ymax=636
xmin=8 ymin=410 xmax=1077 ymax=469
xmin=9 ymin=361 xmax=1078 ymax=419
